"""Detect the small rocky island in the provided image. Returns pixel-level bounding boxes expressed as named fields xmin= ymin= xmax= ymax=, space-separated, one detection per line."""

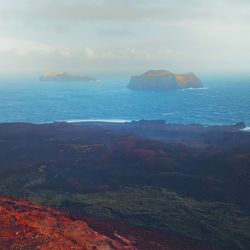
xmin=40 ymin=71 xmax=97 ymax=82
xmin=128 ymin=70 xmax=203 ymax=90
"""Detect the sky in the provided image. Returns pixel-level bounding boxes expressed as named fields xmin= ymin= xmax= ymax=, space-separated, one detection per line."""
xmin=0 ymin=0 xmax=250 ymax=76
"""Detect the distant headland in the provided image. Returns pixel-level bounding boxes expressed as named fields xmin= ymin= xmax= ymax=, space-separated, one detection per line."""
xmin=40 ymin=71 xmax=97 ymax=82
xmin=128 ymin=70 xmax=203 ymax=90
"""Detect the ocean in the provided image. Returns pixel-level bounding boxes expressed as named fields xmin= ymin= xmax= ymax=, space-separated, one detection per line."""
xmin=0 ymin=76 xmax=249 ymax=126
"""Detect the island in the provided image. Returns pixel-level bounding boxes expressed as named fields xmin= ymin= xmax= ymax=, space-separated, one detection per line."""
xmin=40 ymin=71 xmax=97 ymax=82
xmin=127 ymin=70 xmax=203 ymax=90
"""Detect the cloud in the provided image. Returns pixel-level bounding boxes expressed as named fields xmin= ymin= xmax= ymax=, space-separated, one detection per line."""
xmin=0 ymin=0 xmax=250 ymax=74
xmin=0 ymin=38 xmax=179 ymax=63
xmin=0 ymin=0 xmax=240 ymax=24
xmin=83 ymin=47 xmax=96 ymax=60
xmin=98 ymin=28 xmax=133 ymax=37
xmin=14 ymin=0 xmax=250 ymax=23
xmin=0 ymin=38 xmax=73 ymax=57
xmin=82 ymin=47 xmax=180 ymax=62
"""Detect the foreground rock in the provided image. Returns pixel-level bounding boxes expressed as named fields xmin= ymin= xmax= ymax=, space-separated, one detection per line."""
xmin=40 ymin=71 xmax=97 ymax=82
xmin=128 ymin=70 xmax=203 ymax=90
xmin=0 ymin=196 xmax=136 ymax=250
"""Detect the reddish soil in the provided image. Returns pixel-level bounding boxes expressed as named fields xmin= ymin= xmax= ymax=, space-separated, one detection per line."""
xmin=0 ymin=195 xmax=222 ymax=250
xmin=0 ymin=196 xmax=136 ymax=250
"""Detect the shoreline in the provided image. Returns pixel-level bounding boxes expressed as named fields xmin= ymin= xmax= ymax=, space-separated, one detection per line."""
xmin=0 ymin=119 xmax=248 ymax=128
xmin=0 ymin=119 xmax=247 ymax=133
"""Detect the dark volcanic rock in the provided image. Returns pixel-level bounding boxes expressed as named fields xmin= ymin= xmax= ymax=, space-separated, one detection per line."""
xmin=0 ymin=121 xmax=249 ymax=249
xmin=128 ymin=70 xmax=203 ymax=90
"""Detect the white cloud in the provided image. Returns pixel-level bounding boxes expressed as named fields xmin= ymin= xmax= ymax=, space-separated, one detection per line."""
xmin=82 ymin=47 xmax=180 ymax=62
xmin=0 ymin=38 xmax=72 ymax=57
xmin=0 ymin=1 xmax=250 ymax=74
xmin=83 ymin=47 xmax=96 ymax=60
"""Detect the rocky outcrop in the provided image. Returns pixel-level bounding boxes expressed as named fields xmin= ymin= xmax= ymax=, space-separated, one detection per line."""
xmin=128 ymin=70 xmax=203 ymax=90
xmin=40 ymin=71 xmax=97 ymax=82
xmin=0 ymin=196 xmax=136 ymax=250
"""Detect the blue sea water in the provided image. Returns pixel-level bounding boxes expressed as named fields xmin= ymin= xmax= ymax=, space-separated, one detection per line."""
xmin=0 ymin=76 xmax=249 ymax=126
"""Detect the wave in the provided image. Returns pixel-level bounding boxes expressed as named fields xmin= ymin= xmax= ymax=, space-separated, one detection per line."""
xmin=180 ymin=87 xmax=208 ymax=91
xmin=241 ymin=127 xmax=250 ymax=132
xmin=161 ymin=113 xmax=174 ymax=116
xmin=64 ymin=118 xmax=132 ymax=123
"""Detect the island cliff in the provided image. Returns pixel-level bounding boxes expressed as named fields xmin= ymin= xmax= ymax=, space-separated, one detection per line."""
xmin=128 ymin=70 xmax=203 ymax=90
xmin=40 ymin=71 xmax=97 ymax=82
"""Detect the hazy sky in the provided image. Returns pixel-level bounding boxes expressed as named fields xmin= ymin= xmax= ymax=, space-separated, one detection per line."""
xmin=0 ymin=0 xmax=250 ymax=76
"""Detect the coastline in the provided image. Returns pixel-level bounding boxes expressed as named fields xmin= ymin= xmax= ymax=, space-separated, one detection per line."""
xmin=0 ymin=119 xmax=248 ymax=130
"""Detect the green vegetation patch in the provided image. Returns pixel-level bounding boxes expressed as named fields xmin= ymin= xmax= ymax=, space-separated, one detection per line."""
xmin=18 ymin=186 xmax=250 ymax=250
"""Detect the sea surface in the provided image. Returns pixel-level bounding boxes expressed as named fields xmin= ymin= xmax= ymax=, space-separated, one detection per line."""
xmin=0 ymin=76 xmax=249 ymax=126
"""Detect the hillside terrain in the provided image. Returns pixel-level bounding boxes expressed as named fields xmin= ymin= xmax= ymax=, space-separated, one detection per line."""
xmin=0 ymin=121 xmax=249 ymax=249
xmin=0 ymin=196 xmax=136 ymax=250
xmin=0 ymin=195 xmax=223 ymax=250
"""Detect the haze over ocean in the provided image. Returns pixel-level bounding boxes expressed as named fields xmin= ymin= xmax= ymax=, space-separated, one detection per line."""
xmin=0 ymin=75 xmax=249 ymax=126
xmin=1 ymin=1 xmax=249 ymax=127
